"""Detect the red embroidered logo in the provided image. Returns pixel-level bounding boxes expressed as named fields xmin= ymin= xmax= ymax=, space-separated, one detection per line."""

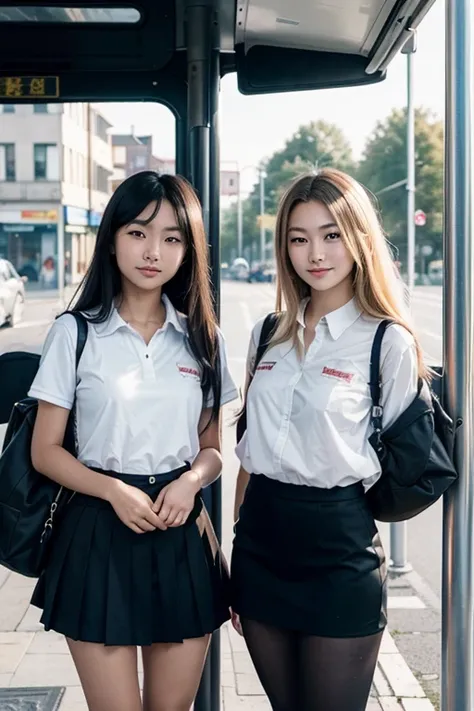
xmin=256 ymin=361 xmax=276 ymax=372
xmin=322 ymin=366 xmax=354 ymax=383
xmin=177 ymin=364 xmax=200 ymax=378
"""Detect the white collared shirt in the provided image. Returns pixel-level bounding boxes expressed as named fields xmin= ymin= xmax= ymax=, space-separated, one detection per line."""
xmin=235 ymin=298 xmax=418 ymax=489
xmin=29 ymin=295 xmax=238 ymax=476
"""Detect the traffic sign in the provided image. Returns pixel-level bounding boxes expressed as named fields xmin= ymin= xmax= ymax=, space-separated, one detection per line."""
xmin=414 ymin=209 xmax=427 ymax=226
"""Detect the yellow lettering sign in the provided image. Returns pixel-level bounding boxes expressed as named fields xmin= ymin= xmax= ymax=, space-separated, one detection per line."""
xmin=29 ymin=77 xmax=45 ymax=96
xmin=4 ymin=77 xmax=22 ymax=98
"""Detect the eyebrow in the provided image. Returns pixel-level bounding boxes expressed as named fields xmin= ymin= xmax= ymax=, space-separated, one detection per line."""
xmin=288 ymin=222 xmax=338 ymax=233
xmin=127 ymin=222 xmax=182 ymax=231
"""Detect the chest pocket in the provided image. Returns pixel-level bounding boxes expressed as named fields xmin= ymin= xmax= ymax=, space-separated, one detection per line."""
xmin=316 ymin=360 xmax=372 ymax=431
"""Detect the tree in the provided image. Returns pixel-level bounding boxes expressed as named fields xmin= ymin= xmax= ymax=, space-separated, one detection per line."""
xmin=357 ymin=108 xmax=443 ymax=271
xmin=261 ymin=121 xmax=356 ymax=214
xmin=220 ymin=120 xmax=355 ymax=263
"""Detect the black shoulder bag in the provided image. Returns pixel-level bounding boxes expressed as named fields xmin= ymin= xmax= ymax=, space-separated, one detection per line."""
xmin=366 ymin=320 xmax=459 ymax=522
xmin=0 ymin=312 xmax=88 ymax=577
xmin=236 ymin=312 xmax=280 ymax=444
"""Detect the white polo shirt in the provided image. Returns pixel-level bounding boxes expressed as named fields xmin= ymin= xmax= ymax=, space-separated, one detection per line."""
xmin=29 ymin=294 xmax=238 ymax=476
xmin=235 ymin=298 xmax=418 ymax=490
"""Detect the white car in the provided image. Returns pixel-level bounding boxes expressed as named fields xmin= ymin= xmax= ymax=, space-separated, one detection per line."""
xmin=0 ymin=259 xmax=26 ymax=327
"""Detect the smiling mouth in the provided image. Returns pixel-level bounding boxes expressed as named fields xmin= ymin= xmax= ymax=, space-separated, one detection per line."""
xmin=308 ymin=268 xmax=332 ymax=275
xmin=137 ymin=267 xmax=161 ymax=273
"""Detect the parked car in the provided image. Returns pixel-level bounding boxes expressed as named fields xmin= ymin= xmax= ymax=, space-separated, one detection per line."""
xmin=0 ymin=259 xmax=26 ymax=327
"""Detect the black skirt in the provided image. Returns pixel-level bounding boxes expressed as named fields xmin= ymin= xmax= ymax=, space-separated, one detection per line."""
xmin=231 ymin=474 xmax=387 ymax=638
xmin=31 ymin=466 xmax=230 ymax=646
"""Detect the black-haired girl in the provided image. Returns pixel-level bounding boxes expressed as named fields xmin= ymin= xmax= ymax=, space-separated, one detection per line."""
xmin=29 ymin=171 xmax=237 ymax=711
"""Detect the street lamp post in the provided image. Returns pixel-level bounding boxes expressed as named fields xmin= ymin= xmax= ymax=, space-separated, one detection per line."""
xmin=259 ymin=169 xmax=266 ymax=262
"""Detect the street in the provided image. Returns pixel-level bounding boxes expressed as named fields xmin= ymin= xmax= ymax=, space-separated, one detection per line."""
xmin=0 ymin=281 xmax=445 ymax=709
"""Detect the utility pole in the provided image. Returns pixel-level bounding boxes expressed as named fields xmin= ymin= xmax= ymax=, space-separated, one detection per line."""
xmin=259 ymin=169 xmax=266 ymax=262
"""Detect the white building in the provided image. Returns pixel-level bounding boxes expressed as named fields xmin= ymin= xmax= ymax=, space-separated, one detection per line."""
xmin=0 ymin=103 xmax=113 ymax=289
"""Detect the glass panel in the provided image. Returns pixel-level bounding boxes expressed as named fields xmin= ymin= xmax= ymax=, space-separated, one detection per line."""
xmin=0 ymin=7 xmax=141 ymax=23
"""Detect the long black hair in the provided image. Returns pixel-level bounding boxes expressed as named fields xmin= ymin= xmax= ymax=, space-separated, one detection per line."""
xmin=70 ymin=171 xmax=221 ymax=422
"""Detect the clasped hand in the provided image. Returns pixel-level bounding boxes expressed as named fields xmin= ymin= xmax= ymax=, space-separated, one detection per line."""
xmin=108 ymin=470 xmax=201 ymax=534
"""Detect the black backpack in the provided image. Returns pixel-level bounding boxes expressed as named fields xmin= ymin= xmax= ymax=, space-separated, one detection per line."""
xmin=236 ymin=313 xmax=458 ymax=523
xmin=366 ymin=320 xmax=459 ymax=522
xmin=0 ymin=312 xmax=88 ymax=577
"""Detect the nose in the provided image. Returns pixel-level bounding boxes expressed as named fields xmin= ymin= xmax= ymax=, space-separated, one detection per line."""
xmin=144 ymin=240 xmax=160 ymax=262
xmin=309 ymin=243 xmax=325 ymax=264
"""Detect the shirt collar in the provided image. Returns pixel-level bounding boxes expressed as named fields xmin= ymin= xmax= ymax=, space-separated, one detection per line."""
xmin=94 ymin=293 xmax=187 ymax=338
xmin=297 ymin=297 xmax=361 ymax=340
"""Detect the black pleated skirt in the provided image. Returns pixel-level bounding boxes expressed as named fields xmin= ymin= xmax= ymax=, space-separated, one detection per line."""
xmin=31 ymin=466 xmax=230 ymax=646
xmin=231 ymin=474 xmax=387 ymax=638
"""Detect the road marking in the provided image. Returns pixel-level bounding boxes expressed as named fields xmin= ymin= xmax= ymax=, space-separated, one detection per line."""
xmin=387 ymin=595 xmax=426 ymax=610
xmin=240 ymin=301 xmax=254 ymax=332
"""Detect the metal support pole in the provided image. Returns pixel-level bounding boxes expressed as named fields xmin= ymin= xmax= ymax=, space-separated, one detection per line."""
xmin=388 ymin=32 xmax=417 ymax=576
xmin=237 ymin=185 xmax=243 ymax=258
xmin=442 ymin=1 xmax=474 ymax=709
xmin=405 ymin=35 xmax=417 ymax=295
xmin=389 ymin=522 xmax=412 ymax=574
xmin=185 ymin=4 xmax=220 ymax=710
xmin=259 ymin=169 xmax=265 ymax=262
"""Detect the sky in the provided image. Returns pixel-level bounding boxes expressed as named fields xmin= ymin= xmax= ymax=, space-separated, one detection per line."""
xmin=97 ymin=0 xmax=445 ymax=195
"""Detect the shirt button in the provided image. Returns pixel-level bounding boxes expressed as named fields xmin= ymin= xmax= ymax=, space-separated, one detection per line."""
xmin=145 ymin=354 xmax=149 ymax=359
xmin=149 ymin=476 xmax=156 ymax=484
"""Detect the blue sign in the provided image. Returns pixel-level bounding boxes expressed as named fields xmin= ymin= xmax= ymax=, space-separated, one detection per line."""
xmin=89 ymin=211 xmax=102 ymax=227
xmin=64 ymin=205 xmax=88 ymax=226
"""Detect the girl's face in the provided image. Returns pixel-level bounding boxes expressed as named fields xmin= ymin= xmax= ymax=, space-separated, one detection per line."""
xmin=114 ymin=199 xmax=187 ymax=292
xmin=287 ymin=200 xmax=355 ymax=296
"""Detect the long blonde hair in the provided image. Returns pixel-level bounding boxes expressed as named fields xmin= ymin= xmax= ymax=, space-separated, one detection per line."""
xmin=271 ymin=168 xmax=428 ymax=379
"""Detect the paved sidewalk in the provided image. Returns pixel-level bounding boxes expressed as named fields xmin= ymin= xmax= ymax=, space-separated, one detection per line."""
xmin=0 ymin=566 xmax=435 ymax=711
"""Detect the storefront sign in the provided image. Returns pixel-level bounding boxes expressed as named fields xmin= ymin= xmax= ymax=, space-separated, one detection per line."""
xmin=21 ymin=209 xmax=58 ymax=221
xmin=89 ymin=211 xmax=102 ymax=227
xmin=0 ymin=76 xmax=59 ymax=99
xmin=64 ymin=206 xmax=89 ymax=227
xmin=2 ymin=224 xmax=35 ymax=232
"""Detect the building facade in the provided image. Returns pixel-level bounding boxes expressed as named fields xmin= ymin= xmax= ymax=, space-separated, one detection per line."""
xmin=0 ymin=102 xmax=113 ymax=289
xmin=111 ymin=133 xmax=175 ymax=192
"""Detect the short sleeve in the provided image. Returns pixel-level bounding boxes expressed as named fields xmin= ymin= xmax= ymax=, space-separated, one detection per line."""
xmin=204 ymin=328 xmax=238 ymax=408
xmin=380 ymin=324 xmax=419 ymax=430
xmin=28 ymin=315 xmax=78 ymax=410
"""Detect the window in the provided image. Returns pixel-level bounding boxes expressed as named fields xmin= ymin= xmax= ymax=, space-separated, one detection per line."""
xmin=34 ymin=104 xmax=48 ymax=113
xmin=0 ymin=7 xmax=141 ymax=23
xmin=96 ymin=114 xmax=109 ymax=142
xmin=1 ymin=105 xmax=15 ymax=113
xmin=0 ymin=144 xmax=16 ymax=181
xmin=95 ymin=164 xmax=110 ymax=194
xmin=34 ymin=143 xmax=59 ymax=180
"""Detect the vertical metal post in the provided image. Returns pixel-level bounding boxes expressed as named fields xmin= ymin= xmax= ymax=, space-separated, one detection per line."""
xmin=57 ymin=122 xmax=65 ymax=308
xmin=185 ymin=3 xmax=220 ymax=710
xmin=442 ymin=0 xmax=474 ymax=709
xmin=237 ymin=183 xmax=243 ymax=258
xmin=405 ymin=35 xmax=417 ymax=295
xmin=389 ymin=522 xmax=412 ymax=573
xmin=259 ymin=169 xmax=265 ymax=262
xmin=389 ymin=33 xmax=417 ymax=575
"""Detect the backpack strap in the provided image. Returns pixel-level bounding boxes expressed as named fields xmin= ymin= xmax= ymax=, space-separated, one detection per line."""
xmin=253 ymin=312 xmax=280 ymax=376
xmin=71 ymin=312 xmax=88 ymax=368
xmin=236 ymin=312 xmax=280 ymax=443
xmin=369 ymin=319 xmax=392 ymax=440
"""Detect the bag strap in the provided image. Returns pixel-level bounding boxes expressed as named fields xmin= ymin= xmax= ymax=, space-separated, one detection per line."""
xmin=369 ymin=319 xmax=392 ymax=439
xmin=236 ymin=312 xmax=279 ymax=443
xmin=70 ymin=312 xmax=88 ymax=369
xmin=253 ymin=312 xmax=280 ymax=376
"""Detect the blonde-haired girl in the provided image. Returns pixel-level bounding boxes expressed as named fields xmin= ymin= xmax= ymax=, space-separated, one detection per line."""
xmin=231 ymin=169 xmax=424 ymax=711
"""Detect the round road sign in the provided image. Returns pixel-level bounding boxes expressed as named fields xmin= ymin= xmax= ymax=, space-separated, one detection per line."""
xmin=414 ymin=209 xmax=427 ymax=227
